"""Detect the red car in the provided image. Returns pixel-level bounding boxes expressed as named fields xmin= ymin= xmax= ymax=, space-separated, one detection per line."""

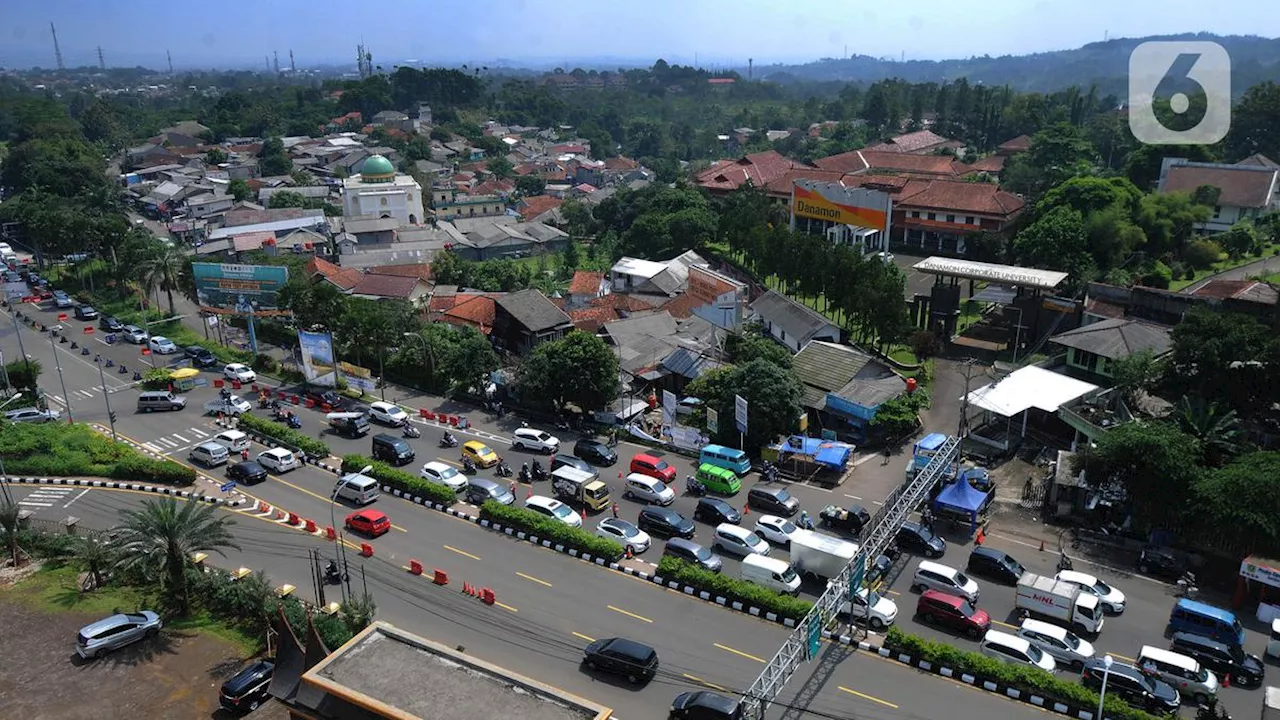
xmin=630 ymin=452 xmax=676 ymax=483
xmin=345 ymin=509 xmax=391 ymax=537
xmin=915 ymin=589 xmax=990 ymax=638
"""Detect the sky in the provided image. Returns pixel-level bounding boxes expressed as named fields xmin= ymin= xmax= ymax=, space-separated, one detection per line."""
xmin=5 ymin=0 xmax=1278 ymax=71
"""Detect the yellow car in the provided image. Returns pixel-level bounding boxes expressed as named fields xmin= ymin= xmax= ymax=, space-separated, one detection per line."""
xmin=462 ymin=440 xmax=499 ymax=468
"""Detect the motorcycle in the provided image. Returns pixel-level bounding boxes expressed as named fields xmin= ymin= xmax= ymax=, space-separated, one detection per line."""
xmin=462 ymin=457 xmax=477 ymax=475
xmin=530 ymin=460 xmax=546 ymax=482
xmin=494 ymin=460 xmax=512 ymax=478
xmin=1057 ymin=552 xmax=1074 ymax=573
xmin=439 ymin=433 xmax=459 ymax=448
xmin=760 ymin=461 xmax=778 ymax=483
xmin=323 ymin=561 xmax=344 ymax=585
xmin=519 ymin=466 xmax=531 ymax=484
xmin=1177 ymin=571 xmax=1199 ymax=599
xmin=402 ymin=424 xmax=421 ymax=439
xmin=286 ymin=413 xmax=301 ymax=429
xmin=685 ymin=475 xmax=706 ymax=496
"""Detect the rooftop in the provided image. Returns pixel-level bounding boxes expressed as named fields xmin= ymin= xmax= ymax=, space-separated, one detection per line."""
xmin=912 ymin=257 xmax=1068 ymax=291
xmin=1049 ymin=317 xmax=1174 ymax=361
xmin=750 ymin=291 xmax=835 ymax=345
xmin=611 ymin=257 xmax=669 ymax=280
xmin=791 ymin=340 xmax=904 ymax=410
xmin=1159 ymin=159 xmax=1279 ymax=208
xmin=497 ymin=289 xmax=572 ymax=332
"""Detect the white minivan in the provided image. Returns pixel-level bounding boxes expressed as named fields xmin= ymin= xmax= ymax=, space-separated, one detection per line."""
xmin=189 ymin=442 xmax=230 ymax=467
xmin=257 ymin=448 xmax=300 ymax=473
xmin=911 ymin=560 xmax=980 ymax=602
xmin=212 ymin=430 xmax=251 ymax=454
xmin=1138 ymin=645 xmax=1219 ymax=705
xmin=335 ymin=473 xmax=380 ymax=505
xmin=981 ymin=630 xmax=1057 ymax=673
xmin=623 ymin=473 xmax=675 ymax=505
xmin=1016 ymin=617 xmax=1095 ymax=671
xmin=740 ymin=554 xmax=801 ymax=595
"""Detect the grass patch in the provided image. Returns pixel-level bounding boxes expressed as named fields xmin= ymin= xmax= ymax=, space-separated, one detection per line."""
xmin=167 ymin=612 xmax=262 ymax=657
xmin=1168 ymin=244 xmax=1279 ymax=291
xmin=888 ymin=347 xmax=917 ymax=366
xmin=1 ymin=421 xmax=196 ymax=484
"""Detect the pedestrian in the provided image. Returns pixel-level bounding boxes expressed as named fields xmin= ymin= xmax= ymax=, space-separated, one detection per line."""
xmin=509 ymin=481 xmax=517 ymax=496
xmin=241 ymin=447 xmax=249 ymax=461
xmin=611 ymin=501 xmax=619 ymax=519
xmin=881 ymin=446 xmax=892 ymax=466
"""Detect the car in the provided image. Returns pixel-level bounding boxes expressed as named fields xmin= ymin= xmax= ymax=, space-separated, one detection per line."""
xmin=693 ymin=497 xmax=741 ymax=525
xmin=1138 ymin=546 xmax=1189 ymax=580
xmin=670 ymin=690 xmax=742 ymax=720
xmin=746 ymin=486 xmax=799 ymax=517
xmin=184 ymin=345 xmax=217 ymax=368
xmin=256 ymin=448 xmax=300 ymax=473
xmin=712 ymin=523 xmax=769 ymax=557
xmin=73 ymin=304 xmax=99 ymax=320
xmin=1055 ymin=570 xmax=1126 ymax=613
xmin=52 ymin=290 xmax=73 ymax=308
xmin=513 ymin=427 xmax=560 ymax=453
xmin=462 ymin=440 xmax=500 ymax=469
xmin=368 ymin=401 xmax=409 ymax=426
xmin=121 ymin=324 xmax=149 ymax=344
xmin=98 ymin=315 xmax=125 ymax=333
xmin=980 ymin=629 xmax=1057 ymax=673
xmin=582 ymin=637 xmax=659 ymax=684
xmin=345 ymin=509 xmax=391 ymax=537
xmin=574 ymin=438 xmax=617 ymax=466
xmin=967 ymin=546 xmax=1026 ymax=584
xmin=2 ymin=270 xmax=20 ymax=283
xmin=629 ymin=452 xmax=676 ymax=483
xmin=219 ymin=660 xmax=274 ymax=714
xmin=226 ymin=461 xmax=268 ymax=485
xmin=754 ymin=515 xmax=800 ymax=546
xmin=840 ymin=587 xmax=899 ymax=630
xmin=915 ymin=589 xmax=990 ymax=638
xmin=1016 ymin=617 xmax=1095 ymax=671
xmin=204 ymin=394 xmax=253 ymax=416
xmin=1169 ymin=631 xmax=1266 ymax=688
xmin=911 ymin=560 xmax=981 ymax=602
xmin=1081 ymin=659 xmax=1180 ymax=714
xmin=663 ymin=538 xmax=723 ymax=572
xmin=304 ymin=387 xmax=344 ymax=409
xmin=148 ymin=335 xmax=178 ymax=354
xmin=223 ymin=363 xmax=256 ymax=382
xmin=75 ymin=611 xmax=163 ymax=659
xmin=623 ymin=473 xmax=675 ymax=505
xmin=551 ymin=454 xmax=594 ymax=475
xmin=524 ymin=495 xmax=581 ymax=528
xmin=3 ymin=406 xmax=61 ymax=423
xmin=596 ymin=518 xmax=651 ymax=554
xmin=637 ymin=506 xmax=695 ymax=539
xmin=419 ymin=461 xmax=468 ymax=492
xmin=897 ymin=521 xmax=946 ymax=557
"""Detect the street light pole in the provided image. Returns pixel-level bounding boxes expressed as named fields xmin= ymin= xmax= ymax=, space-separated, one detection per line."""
xmin=0 ymin=392 xmax=25 ymax=505
xmin=1096 ymin=654 xmax=1114 ymax=720
xmin=48 ymin=327 xmax=73 ymax=423
xmin=95 ymin=357 xmax=118 ymax=441
xmin=329 ymin=464 xmax=371 ymax=599
xmin=10 ymin=310 xmax=32 ymax=378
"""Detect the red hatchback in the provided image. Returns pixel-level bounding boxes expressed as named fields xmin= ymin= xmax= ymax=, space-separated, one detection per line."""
xmin=630 ymin=452 xmax=676 ymax=483
xmin=345 ymin=509 xmax=391 ymax=537
xmin=915 ymin=589 xmax=990 ymax=638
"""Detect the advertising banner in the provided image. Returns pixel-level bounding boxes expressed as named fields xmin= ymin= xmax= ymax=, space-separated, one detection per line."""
xmin=734 ymin=394 xmax=748 ymax=433
xmin=297 ymin=331 xmax=337 ymax=387
xmin=192 ymin=263 xmax=290 ymax=316
xmin=791 ymin=180 xmax=891 ymax=230
xmin=339 ymin=361 xmax=378 ymax=394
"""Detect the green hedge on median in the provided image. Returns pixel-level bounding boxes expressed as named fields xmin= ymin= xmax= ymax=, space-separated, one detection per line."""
xmin=236 ymin=413 xmax=330 ymax=458
xmin=0 ymin=421 xmax=196 ymax=485
xmin=479 ymin=500 xmax=625 ymax=563
xmin=339 ymin=454 xmax=459 ymax=507
xmin=656 ymin=556 xmax=814 ymax=620
xmin=883 ymin=627 xmax=1159 ymax=720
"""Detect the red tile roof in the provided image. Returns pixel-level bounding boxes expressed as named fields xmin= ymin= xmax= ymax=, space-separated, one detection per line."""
xmin=1161 ymin=165 xmax=1279 ymax=208
xmin=896 ymin=179 xmax=1025 ymax=216
xmin=304 ymin=256 xmax=364 ymax=290
xmin=518 ymin=195 xmax=564 ymax=220
xmin=568 ymin=271 xmax=605 ymax=296
xmin=660 ymin=293 xmax=704 ymax=319
xmin=589 ymin=293 xmax=662 ymax=311
xmin=1190 ymin=280 xmax=1279 ymax=303
xmin=964 ymin=155 xmax=1007 ymax=174
xmin=568 ymin=306 xmax=622 ymax=332
xmin=603 ymin=156 xmax=639 ymax=171
xmin=472 ymin=178 xmax=515 ymax=196
xmin=695 ymin=150 xmax=810 ymax=192
xmin=440 ymin=295 xmax=497 ymax=334
xmin=997 ymin=135 xmax=1032 ymax=154
xmin=813 ymin=150 xmax=960 ymax=176
xmin=367 ymin=263 xmax=433 ymax=281
xmin=865 ymin=129 xmax=956 ymax=154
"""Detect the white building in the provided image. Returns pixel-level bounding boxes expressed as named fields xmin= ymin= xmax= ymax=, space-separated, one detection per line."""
xmin=340 ymin=154 xmax=425 ymax=226
xmin=1158 ymin=156 xmax=1280 ymax=234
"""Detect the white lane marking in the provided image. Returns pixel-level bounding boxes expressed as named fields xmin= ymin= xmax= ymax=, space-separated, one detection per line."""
xmin=143 ymin=442 xmax=164 ymax=453
xmin=157 ymin=437 xmax=180 ymax=448
xmin=845 ymin=494 xmax=862 ymax=500
xmin=172 ymin=433 xmax=190 ymax=443
xmin=853 ymin=453 xmax=882 ymax=467
xmin=19 ymin=501 xmax=54 ymax=507
xmin=64 ymin=488 xmax=91 ymax=507
xmin=188 ymin=427 xmax=208 ymax=437
xmin=48 ymin=395 xmax=66 ymax=406
xmin=873 ymin=500 xmax=884 ymax=506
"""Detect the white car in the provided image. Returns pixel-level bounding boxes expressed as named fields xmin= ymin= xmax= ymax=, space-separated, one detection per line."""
xmin=713 ymin=523 xmax=770 ymax=557
xmin=595 ymin=518 xmax=651 ymax=554
xmin=839 ymin=588 xmax=899 ymax=630
xmin=257 ymin=448 xmax=300 ymax=473
xmin=1055 ymin=570 xmax=1126 ymax=613
xmin=223 ymin=363 xmax=256 ymax=382
xmin=512 ymin=427 xmax=560 ymax=454
xmin=754 ymin=515 xmax=800 ymax=546
xmin=203 ymin=394 xmax=252 ymax=416
xmin=3 ymin=407 xmax=62 ymax=424
xmin=1016 ymin=618 xmax=1095 ymax=671
xmin=419 ymin=461 xmax=467 ymax=492
xmin=148 ymin=336 xmax=178 ymax=354
xmin=368 ymin=401 xmax=409 ymax=426
xmin=980 ymin=629 xmax=1058 ymax=673
xmin=524 ymin=495 xmax=581 ymax=528
xmin=622 ymin=473 xmax=675 ymax=506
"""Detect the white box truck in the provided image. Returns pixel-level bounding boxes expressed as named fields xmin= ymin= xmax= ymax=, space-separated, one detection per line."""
xmin=789 ymin=529 xmax=859 ymax=582
xmin=1016 ymin=572 xmax=1104 ymax=635
xmin=1263 ymin=686 xmax=1280 ymax=720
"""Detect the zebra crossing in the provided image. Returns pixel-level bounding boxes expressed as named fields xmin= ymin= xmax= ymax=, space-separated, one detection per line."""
xmin=18 ymin=486 xmax=77 ymax=508
xmin=142 ymin=426 xmax=213 ymax=456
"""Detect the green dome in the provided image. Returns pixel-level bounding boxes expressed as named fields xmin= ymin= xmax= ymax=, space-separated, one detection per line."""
xmin=360 ymin=154 xmax=395 ymax=180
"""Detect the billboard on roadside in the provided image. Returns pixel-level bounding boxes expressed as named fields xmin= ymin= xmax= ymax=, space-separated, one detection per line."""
xmin=192 ymin=263 xmax=290 ymax=316
xmin=298 ymin=331 xmax=337 ymax=387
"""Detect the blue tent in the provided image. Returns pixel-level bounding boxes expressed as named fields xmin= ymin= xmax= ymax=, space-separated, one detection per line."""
xmin=932 ymin=478 xmax=992 ymax=534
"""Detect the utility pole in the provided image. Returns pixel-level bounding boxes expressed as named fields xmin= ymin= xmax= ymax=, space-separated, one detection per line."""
xmin=50 ymin=22 xmax=65 ymax=70
xmin=955 ymin=358 xmax=981 ymax=475
xmin=96 ymin=46 xmax=105 ymax=70
xmin=166 ymin=50 xmax=173 ymax=74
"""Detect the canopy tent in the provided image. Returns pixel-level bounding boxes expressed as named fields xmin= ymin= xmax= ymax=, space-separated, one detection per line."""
xmin=932 ymin=477 xmax=993 ymax=534
xmin=966 ymin=366 xmax=1099 ymax=418
xmin=765 ymin=435 xmax=854 ymax=471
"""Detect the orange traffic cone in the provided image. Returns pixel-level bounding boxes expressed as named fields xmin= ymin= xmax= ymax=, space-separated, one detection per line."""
xmin=580 ymin=508 xmax=587 ymax=522
xmin=526 ymin=486 xmax=533 ymax=499
xmin=1222 ymin=673 xmax=1231 ymax=688
xmin=975 ymin=528 xmax=986 ymax=545
xmin=742 ymin=504 xmax=750 ymax=516
xmin=625 ymin=546 xmax=634 ymax=560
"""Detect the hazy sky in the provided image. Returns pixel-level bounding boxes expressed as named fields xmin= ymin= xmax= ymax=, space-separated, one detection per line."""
xmin=6 ymin=0 xmax=1277 ymax=70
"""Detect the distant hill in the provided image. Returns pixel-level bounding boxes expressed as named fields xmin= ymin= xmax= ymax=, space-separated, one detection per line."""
xmin=749 ymin=34 xmax=1280 ymax=97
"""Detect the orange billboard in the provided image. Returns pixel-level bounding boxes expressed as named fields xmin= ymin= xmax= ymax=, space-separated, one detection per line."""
xmin=791 ymin=181 xmax=891 ymax=229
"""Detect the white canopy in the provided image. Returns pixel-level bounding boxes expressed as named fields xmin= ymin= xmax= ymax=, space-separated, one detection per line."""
xmin=965 ymin=366 xmax=1098 ymax=418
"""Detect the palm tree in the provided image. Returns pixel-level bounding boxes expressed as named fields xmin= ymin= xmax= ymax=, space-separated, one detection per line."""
xmin=1175 ymin=394 xmax=1243 ymax=467
xmin=135 ymin=242 xmax=187 ymax=316
xmin=113 ymin=498 xmax=240 ymax=615
xmin=0 ymin=502 xmax=22 ymax=567
xmin=69 ymin=535 xmax=117 ymax=590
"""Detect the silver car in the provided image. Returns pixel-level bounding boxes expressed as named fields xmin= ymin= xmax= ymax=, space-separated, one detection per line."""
xmin=4 ymin=406 xmax=62 ymax=424
xmin=76 ymin=611 xmax=162 ymax=659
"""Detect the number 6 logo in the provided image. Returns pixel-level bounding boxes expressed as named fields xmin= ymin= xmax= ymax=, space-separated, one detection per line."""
xmin=1128 ymin=41 xmax=1231 ymax=145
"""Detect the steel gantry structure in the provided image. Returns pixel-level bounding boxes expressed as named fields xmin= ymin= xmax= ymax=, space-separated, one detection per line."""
xmin=739 ymin=434 xmax=962 ymax=719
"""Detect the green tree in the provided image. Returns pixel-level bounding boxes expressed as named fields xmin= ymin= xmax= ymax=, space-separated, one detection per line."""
xmin=869 ymin=389 xmax=930 ymax=438
xmin=516 ymin=332 xmax=620 ymax=412
xmin=0 ymin=503 xmax=20 ymax=566
xmin=1225 ymin=82 xmax=1280 ymax=163
xmin=258 ymin=137 xmax=293 ymax=176
xmin=1174 ymin=395 xmax=1243 ymax=468
xmin=1108 ymin=350 xmax=1161 ymax=408
xmin=113 ymin=498 xmax=240 ymax=615
xmin=68 ymin=535 xmax=118 ymax=590
xmin=726 ymin=322 xmax=792 ymax=368
xmin=1193 ymin=452 xmax=1280 ymax=555
xmin=1001 ymin=123 xmax=1098 ymax=197
xmin=689 ymin=359 xmax=804 ymax=452
xmin=279 ymin=278 xmax=348 ymax=332
xmin=487 ymin=156 xmax=514 ymax=179
xmin=1218 ymin=222 xmax=1259 ymax=258
xmin=135 ymin=241 xmax=187 ymax=315
xmin=1169 ymin=308 xmax=1279 ymax=413
xmin=558 ymin=199 xmax=595 ymax=238
xmin=1078 ymin=422 xmax=1201 ymax=527
xmin=228 ymin=178 xmax=251 ymax=202
xmin=1013 ymin=206 xmax=1095 ymax=288
xmin=514 ymin=175 xmax=547 ymax=196
xmin=446 ymin=325 xmax=501 ymax=393
xmin=205 ymin=148 xmax=228 ymax=165
xmin=268 ymin=190 xmax=308 ymax=209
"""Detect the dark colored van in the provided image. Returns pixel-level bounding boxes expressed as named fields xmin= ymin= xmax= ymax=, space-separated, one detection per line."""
xmin=219 ymin=660 xmax=274 ymax=714
xmin=1170 ymin=631 xmax=1266 ymax=687
xmin=371 ymin=433 xmax=415 ymax=465
xmin=966 ymin=546 xmax=1026 ymax=585
xmin=671 ymin=690 xmax=742 ymax=719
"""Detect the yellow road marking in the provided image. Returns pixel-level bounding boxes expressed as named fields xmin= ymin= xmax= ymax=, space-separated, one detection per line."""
xmin=1108 ymin=652 xmax=1136 ymax=663
xmin=517 ymin=572 xmax=552 ymax=587
xmin=714 ymin=643 xmax=766 ymax=663
xmin=494 ymin=601 xmax=518 ymax=613
xmin=683 ymin=673 xmax=728 ymax=692
xmin=436 ymin=457 xmax=462 ymax=467
xmin=885 ymin=589 xmax=900 ymax=596
xmin=607 ymin=605 xmax=653 ymax=624
xmin=993 ymin=619 xmax=1019 ymax=630
xmin=572 ymin=631 xmax=596 ymax=643
xmin=443 ymin=544 xmax=481 ymax=561
xmin=838 ymin=686 xmax=899 ymax=709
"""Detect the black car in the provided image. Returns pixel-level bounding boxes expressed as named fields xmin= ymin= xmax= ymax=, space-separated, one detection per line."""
xmin=966 ymin=546 xmax=1025 ymax=584
xmin=746 ymin=486 xmax=799 ymax=517
xmin=1170 ymin=631 xmax=1266 ymax=687
xmin=551 ymin=454 xmax=594 ymax=475
xmin=73 ymin=304 xmax=99 ymax=320
xmin=99 ymin=315 xmax=125 ymax=333
xmin=671 ymin=690 xmax=743 ymax=720
xmin=305 ymin=387 xmax=344 ymax=409
xmin=694 ymin=497 xmax=741 ymax=525
xmin=219 ymin=660 xmax=274 ymax=714
xmin=582 ymin=637 xmax=659 ymax=684
xmin=227 ymin=461 xmax=268 ymax=485
xmin=637 ymin=506 xmax=695 ymax=539
xmin=1081 ymin=659 xmax=1180 ymax=714
xmin=574 ymin=438 xmax=617 ymax=466
xmin=896 ymin=521 xmax=946 ymax=558
xmin=1138 ymin=546 xmax=1189 ymax=580
xmin=184 ymin=345 xmax=217 ymax=368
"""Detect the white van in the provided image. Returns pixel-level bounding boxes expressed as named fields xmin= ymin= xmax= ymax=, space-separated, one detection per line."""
xmin=740 ymin=554 xmax=801 ymax=596
xmin=335 ymin=473 xmax=380 ymax=505
xmin=911 ymin=560 xmax=980 ymax=602
xmin=981 ymin=629 xmax=1057 ymax=673
xmin=1138 ymin=645 xmax=1218 ymax=704
xmin=257 ymin=448 xmax=300 ymax=473
xmin=189 ymin=442 xmax=230 ymax=467
xmin=622 ymin=473 xmax=675 ymax=505
xmin=212 ymin=430 xmax=250 ymax=454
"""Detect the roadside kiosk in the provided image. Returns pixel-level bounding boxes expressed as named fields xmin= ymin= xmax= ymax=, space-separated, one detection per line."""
xmin=169 ymin=367 xmax=201 ymax=393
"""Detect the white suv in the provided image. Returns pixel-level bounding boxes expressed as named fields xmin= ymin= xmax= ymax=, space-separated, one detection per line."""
xmin=524 ymin=495 xmax=581 ymax=528
xmin=368 ymin=401 xmax=409 ymax=426
xmin=513 ymin=427 xmax=559 ymax=453
xmin=419 ymin=461 xmax=467 ymax=492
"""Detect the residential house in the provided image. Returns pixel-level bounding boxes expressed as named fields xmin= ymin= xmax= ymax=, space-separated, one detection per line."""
xmin=371 ymin=110 xmax=413 ymax=133
xmin=304 ymin=256 xmax=363 ymax=292
xmin=159 ymin=120 xmax=210 ymax=137
xmin=863 ymin=129 xmax=963 ymax=155
xmin=342 ymin=216 xmax=401 ymax=244
xmin=892 ymin=179 xmax=1026 ymax=255
xmin=518 ymin=195 xmax=564 ymax=224
xmin=432 ymin=186 xmax=506 ymax=220
xmin=452 ymin=219 xmax=570 ymax=261
xmin=791 ymin=340 xmax=905 ymax=439
xmin=601 ymin=312 xmax=726 ymax=394
xmin=493 ymin=289 xmax=574 ymax=354
xmin=125 ymin=143 xmax=184 ymax=170
xmin=565 ymin=270 xmax=607 ymax=310
xmin=349 ymin=273 xmax=431 ymax=305
xmin=439 ymin=294 xmax=499 ymax=336
xmin=694 ymin=150 xmax=811 ymax=196
xmin=995 ymin=135 xmax=1032 ymax=156
xmin=1084 ymin=280 xmax=1279 ymax=326
xmin=208 ymin=207 xmax=327 ymax=241
xmin=812 ymin=150 xmax=962 ymax=178
xmin=1157 ymin=156 xmax=1280 ymax=233
xmin=608 ymin=251 xmax=706 ymax=298
xmin=749 ymin=290 xmax=841 ymax=352
xmin=1049 ymin=317 xmax=1174 ymax=381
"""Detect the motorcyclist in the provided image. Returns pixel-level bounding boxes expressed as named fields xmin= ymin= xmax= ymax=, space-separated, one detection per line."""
xmin=519 ymin=463 xmax=530 ymax=483
xmin=441 ymin=431 xmax=457 ymax=447
xmin=462 ymin=457 xmax=477 ymax=475
xmin=799 ymin=510 xmax=814 ymax=530
xmin=685 ymin=475 xmax=704 ymax=495
xmin=531 ymin=459 xmax=545 ymax=481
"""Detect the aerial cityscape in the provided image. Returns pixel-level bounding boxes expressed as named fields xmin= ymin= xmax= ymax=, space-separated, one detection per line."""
xmin=1 ymin=6 xmax=1279 ymax=720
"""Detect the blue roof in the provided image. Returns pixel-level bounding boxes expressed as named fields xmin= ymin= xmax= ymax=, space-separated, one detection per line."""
xmin=774 ymin=435 xmax=854 ymax=469
xmin=934 ymin=478 xmax=990 ymax=514
xmin=1174 ymin=598 xmax=1237 ymax=623
xmin=917 ymin=433 xmax=948 ymax=451
xmin=814 ymin=445 xmax=851 ymax=469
